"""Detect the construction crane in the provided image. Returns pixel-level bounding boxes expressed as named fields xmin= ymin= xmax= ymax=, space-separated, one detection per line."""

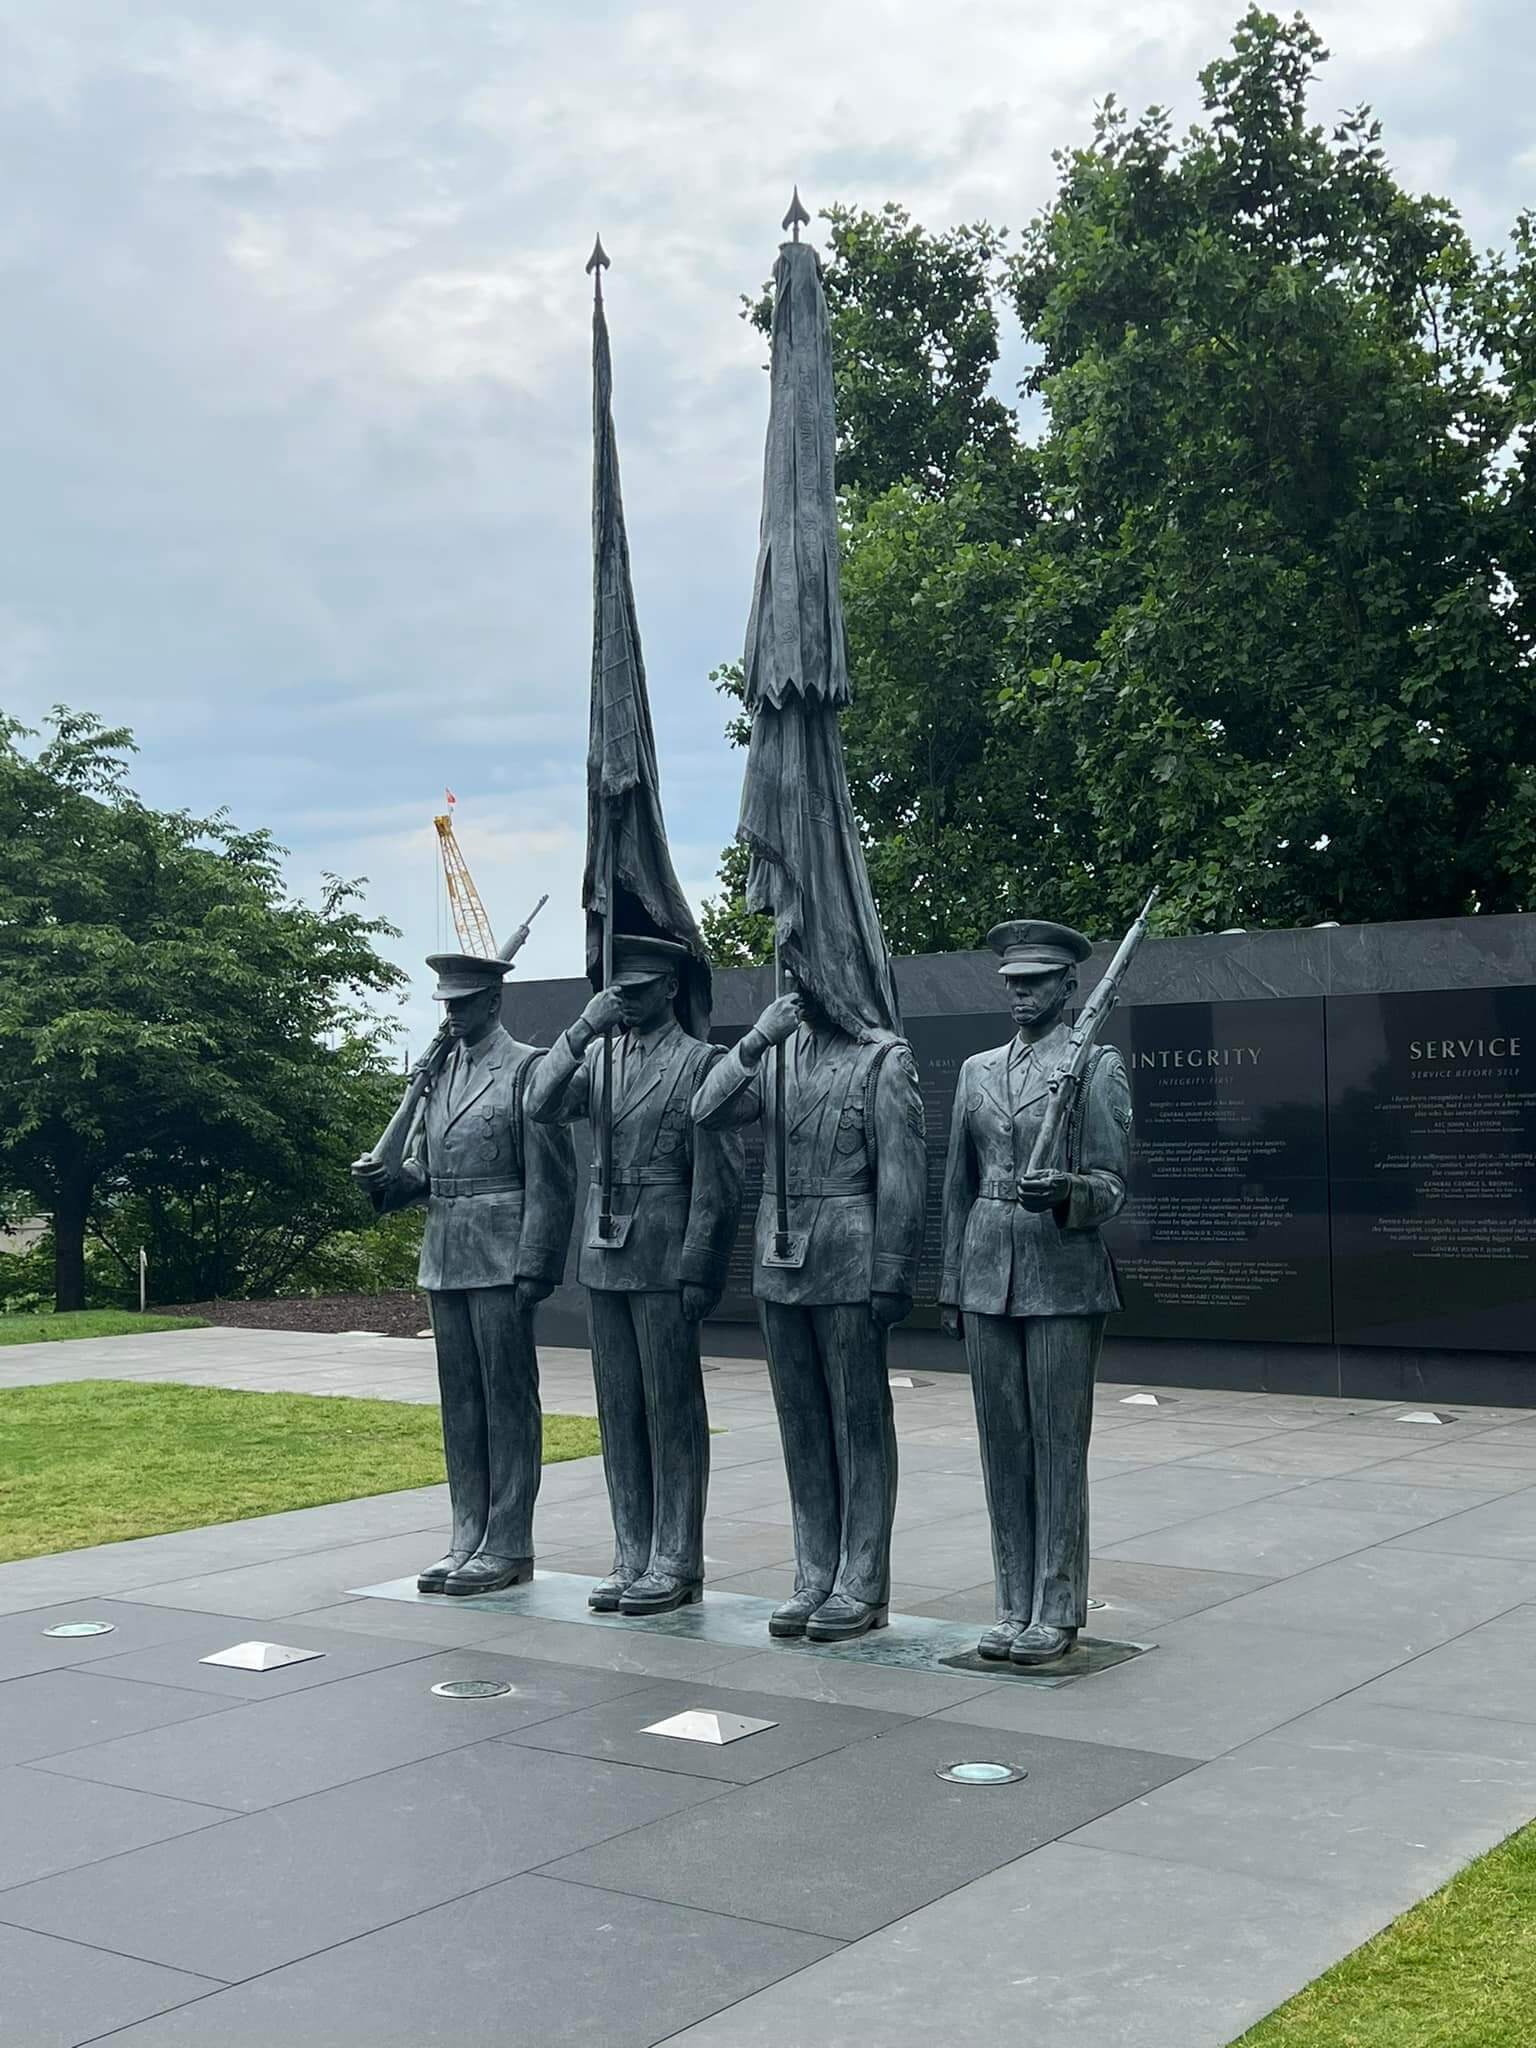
xmin=433 ymin=792 xmax=498 ymax=956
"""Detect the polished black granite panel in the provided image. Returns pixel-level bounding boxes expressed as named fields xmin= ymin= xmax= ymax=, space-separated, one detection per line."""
xmin=1329 ymin=989 xmax=1536 ymax=1353
xmin=1102 ymin=998 xmax=1332 ymax=1344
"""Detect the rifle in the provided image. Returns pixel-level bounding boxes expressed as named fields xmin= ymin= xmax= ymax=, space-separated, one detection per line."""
xmin=1023 ymin=889 xmax=1157 ymax=1177
xmin=361 ymin=893 xmax=549 ymax=1182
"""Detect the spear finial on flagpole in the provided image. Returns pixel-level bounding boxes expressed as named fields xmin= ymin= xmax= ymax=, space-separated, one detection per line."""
xmin=782 ymin=187 xmax=810 ymax=241
xmin=586 ymin=233 xmax=611 ymax=299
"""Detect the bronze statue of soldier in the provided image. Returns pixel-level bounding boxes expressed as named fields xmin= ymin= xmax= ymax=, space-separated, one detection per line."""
xmin=352 ymin=952 xmax=576 ymax=1595
xmin=693 ymin=987 xmax=925 ymax=1641
xmin=939 ymin=920 xmax=1132 ymax=1666
xmin=526 ymin=935 xmax=743 ymax=1614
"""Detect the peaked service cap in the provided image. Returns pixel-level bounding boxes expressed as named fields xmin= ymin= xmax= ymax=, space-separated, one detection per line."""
xmin=609 ymin=934 xmax=690 ymax=988
xmin=985 ymin=919 xmax=1093 ymax=976
xmin=426 ymin=952 xmax=513 ymax=1001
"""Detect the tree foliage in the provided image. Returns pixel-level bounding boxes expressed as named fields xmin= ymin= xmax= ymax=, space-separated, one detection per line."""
xmin=0 ymin=709 xmax=408 ymax=1309
xmin=706 ymin=9 xmax=1536 ymax=956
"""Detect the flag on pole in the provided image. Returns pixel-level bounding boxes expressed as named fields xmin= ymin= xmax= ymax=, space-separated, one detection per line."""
xmin=582 ymin=237 xmax=712 ymax=1037
xmin=737 ymin=217 xmax=901 ymax=1041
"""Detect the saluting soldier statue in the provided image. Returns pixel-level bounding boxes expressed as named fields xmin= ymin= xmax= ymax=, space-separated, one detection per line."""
xmin=353 ymin=952 xmax=576 ymax=1595
xmin=693 ymin=987 xmax=925 ymax=1641
xmin=526 ymin=935 xmax=743 ymax=1614
xmin=940 ymin=920 xmax=1132 ymax=1666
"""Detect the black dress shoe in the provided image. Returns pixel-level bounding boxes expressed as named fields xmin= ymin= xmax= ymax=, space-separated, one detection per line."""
xmin=1008 ymin=1621 xmax=1078 ymax=1667
xmin=416 ymin=1552 xmax=473 ymax=1595
xmin=442 ymin=1553 xmax=534 ymax=1597
xmin=805 ymin=1593 xmax=889 ymax=1642
xmin=588 ymin=1570 xmax=640 ymax=1613
xmin=976 ymin=1618 xmax=1026 ymax=1661
xmin=618 ymin=1572 xmax=703 ymax=1615
xmin=768 ymin=1587 xmax=831 ymax=1640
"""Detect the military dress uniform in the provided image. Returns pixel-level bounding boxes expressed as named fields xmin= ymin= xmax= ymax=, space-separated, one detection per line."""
xmin=940 ymin=921 xmax=1132 ymax=1661
xmin=693 ymin=1021 xmax=925 ymax=1639
xmin=372 ymin=956 xmax=576 ymax=1595
xmin=526 ymin=938 xmax=743 ymax=1613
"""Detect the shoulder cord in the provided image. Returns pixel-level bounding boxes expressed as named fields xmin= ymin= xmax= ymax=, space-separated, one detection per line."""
xmin=1065 ymin=1045 xmax=1109 ymax=1173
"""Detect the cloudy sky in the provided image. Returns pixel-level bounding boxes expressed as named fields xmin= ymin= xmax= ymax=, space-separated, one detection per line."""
xmin=1 ymin=0 xmax=1530 ymax=1050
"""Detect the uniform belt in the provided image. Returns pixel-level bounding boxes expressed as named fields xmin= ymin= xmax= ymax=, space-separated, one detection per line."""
xmin=780 ymin=1176 xmax=873 ymax=1198
xmin=979 ymin=1178 xmax=1022 ymax=1202
xmin=607 ymin=1170 xmax=689 ymax=1189
xmin=430 ymin=1175 xmax=523 ymax=1197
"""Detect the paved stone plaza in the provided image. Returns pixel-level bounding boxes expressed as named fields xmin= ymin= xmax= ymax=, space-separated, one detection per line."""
xmin=4 ymin=1327 xmax=1536 ymax=2044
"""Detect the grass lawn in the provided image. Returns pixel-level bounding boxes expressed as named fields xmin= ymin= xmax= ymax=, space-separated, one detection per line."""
xmin=1236 ymin=1817 xmax=1536 ymax=2047
xmin=0 ymin=1310 xmax=208 ymax=1345
xmin=0 ymin=1379 xmax=602 ymax=1562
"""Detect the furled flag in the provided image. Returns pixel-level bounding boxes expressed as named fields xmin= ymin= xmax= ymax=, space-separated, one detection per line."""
xmin=736 ymin=203 xmax=901 ymax=1041
xmin=581 ymin=237 xmax=712 ymax=1037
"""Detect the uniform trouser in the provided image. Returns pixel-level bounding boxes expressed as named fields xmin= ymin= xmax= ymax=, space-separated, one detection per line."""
xmin=964 ymin=1311 xmax=1105 ymax=1628
xmin=586 ymin=1287 xmax=709 ymax=1583
xmin=427 ymin=1286 xmax=541 ymax=1560
xmin=760 ymin=1300 xmax=897 ymax=1608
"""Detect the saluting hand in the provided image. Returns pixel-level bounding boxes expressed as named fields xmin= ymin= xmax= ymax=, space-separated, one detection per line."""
xmin=752 ymin=994 xmax=803 ymax=1048
xmin=579 ymin=988 xmax=626 ymax=1037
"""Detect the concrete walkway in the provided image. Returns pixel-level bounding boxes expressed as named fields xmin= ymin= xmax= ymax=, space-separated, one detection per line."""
xmin=3 ymin=1327 xmax=1535 ymax=2045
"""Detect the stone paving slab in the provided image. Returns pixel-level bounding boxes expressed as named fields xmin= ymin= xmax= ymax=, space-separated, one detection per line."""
xmin=91 ymin=1873 xmax=841 ymax=2048
xmin=0 ymin=1766 xmax=235 ymax=1892
xmin=0 ymin=1923 xmax=219 ymax=2048
xmin=1068 ymin=1710 xmax=1536 ymax=1913
xmin=33 ymin=1648 xmax=650 ymax=1811
xmin=653 ymin=1842 xmax=1381 ymax=2048
xmin=1 ymin=1668 xmax=243 ymax=1766
xmin=545 ymin=1716 xmax=1195 ymax=1942
xmin=1 ymin=1740 xmax=727 ymax=1982
xmin=500 ymin=1675 xmax=909 ymax=1783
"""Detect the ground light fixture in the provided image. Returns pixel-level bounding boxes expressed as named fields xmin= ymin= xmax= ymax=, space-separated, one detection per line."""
xmin=431 ymin=1678 xmax=516 ymax=1700
xmin=935 ymin=1761 xmax=1028 ymax=1786
xmin=200 ymin=1642 xmax=325 ymax=1671
xmin=42 ymin=1621 xmax=115 ymax=1638
xmin=643 ymin=1709 xmax=778 ymax=1745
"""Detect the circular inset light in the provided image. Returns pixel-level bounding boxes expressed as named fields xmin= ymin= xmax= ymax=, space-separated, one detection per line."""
xmin=1087 ymin=1598 xmax=1107 ymax=1611
xmin=430 ymin=1678 xmax=515 ymax=1700
xmin=43 ymin=1621 xmax=116 ymax=1638
xmin=935 ymin=1760 xmax=1027 ymax=1786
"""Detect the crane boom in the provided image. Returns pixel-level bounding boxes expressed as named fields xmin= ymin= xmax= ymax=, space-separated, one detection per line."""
xmin=433 ymin=811 xmax=498 ymax=957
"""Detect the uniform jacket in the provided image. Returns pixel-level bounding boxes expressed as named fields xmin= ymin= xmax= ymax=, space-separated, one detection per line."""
xmin=692 ymin=1026 xmax=926 ymax=1308
xmin=940 ymin=1025 xmax=1131 ymax=1318
xmin=374 ymin=1026 xmax=576 ymax=1293
xmin=525 ymin=1019 xmax=744 ymax=1296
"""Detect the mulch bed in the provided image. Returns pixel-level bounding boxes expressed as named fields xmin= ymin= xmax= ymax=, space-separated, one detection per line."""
xmin=164 ymin=1292 xmax=430 ymax=1338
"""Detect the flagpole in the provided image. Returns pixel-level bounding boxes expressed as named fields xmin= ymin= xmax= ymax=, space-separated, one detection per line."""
xmin=592 ymin=237 xmax=617 ymax=1245
xmin=600 ymin=850 xmax=616 ymax=1242
xmin=773 ymin=937 xmax=791 ymax=1262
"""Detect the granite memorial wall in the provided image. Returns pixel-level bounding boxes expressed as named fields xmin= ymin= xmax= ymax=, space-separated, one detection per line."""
xmin=516 ymin=912 xmax=1536 ymax=1400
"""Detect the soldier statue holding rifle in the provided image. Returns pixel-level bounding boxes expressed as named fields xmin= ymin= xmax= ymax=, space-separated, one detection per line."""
xmin=352 ymin=932 xmax=576 ymax=1597
xmin=939 ymin=900 xmax=1150 ymax=1666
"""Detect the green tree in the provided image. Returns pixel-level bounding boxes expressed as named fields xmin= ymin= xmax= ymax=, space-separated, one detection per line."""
xmin=0 ymin=709 xmax=407 ymax=1310
xmin=1001 ymin=7 xmax=1534 ymax=930
xmin=706 ymin=10 xmax=1536 ymax=951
